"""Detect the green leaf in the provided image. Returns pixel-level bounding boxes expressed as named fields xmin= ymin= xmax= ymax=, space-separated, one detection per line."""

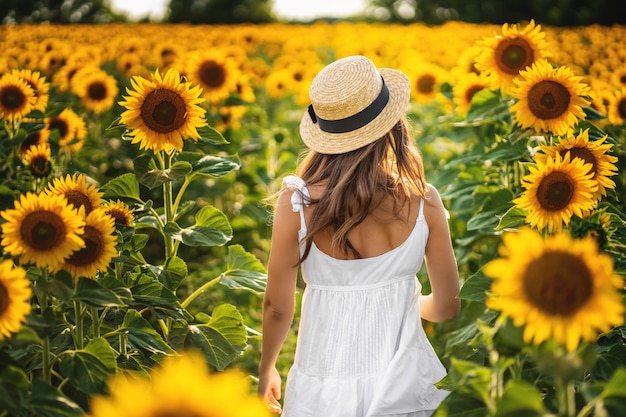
xmin=186 ymin=304 xmax=247 ymax=370
xmin=146 ymin=256 xmax=188 ymax=290
xmin=0 ymin=365 xmax=29 ymax=415
xmin=130 ymin=273 xmax=180 ymax=307
xmin=467 ymin=189 xmax=514 ymax=231
xmin=459 ymin=272 xmax=491 ymax=302
xmin=74 ymin=277 xmax=126 ymax=307
xmin=583 ymin=105 xmax=607 ymax=121
xmin=164 ymin=206 xmax=233 ymax=247
xmin=177 ymin=152 xmax=241 ymax=177
xmin=119 ymin=309 xmax=173 ymax=355
xmin=27 ymin=379 xmax=84 ymax=417
xmin=435 ymin=391 xmax=487 ymax=417
xmin=196 ymin=124 xmax=229 ymax=144
xmin=495 ymin=205 xmax=527 ymax=230
xmin=494 ymin=380 xmax=546 ymax=417
xmin=219 ymin=244 xmax=267 ymax=294
xmin=447 ymin=357 xmax=492 ymax=402
xmin=134 ymin=154 xmax=192 ymax=189
xmin=600 ymin=367 xmax=626 ymax=398
xmin=58 ymin=338 xmax=117 ymax=394
xmin=591 ymin=344 xmax=626 ymax=382
xmin=101 ymin=173 xmax=142 ymax=202
xmin=445 ymin=322 xmax=479 ymax=354
xmin=465 ymin=89 xmax=510 ymax=123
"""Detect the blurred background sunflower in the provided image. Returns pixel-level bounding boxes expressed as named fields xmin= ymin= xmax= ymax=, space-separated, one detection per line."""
xmin=0 ymin=260 xmax=31 ymax=341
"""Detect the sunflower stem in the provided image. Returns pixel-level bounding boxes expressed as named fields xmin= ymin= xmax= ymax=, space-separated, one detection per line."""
xmin=172 ymin=175 xmax=193 ymax=217
xmin=36 ymin=269 xmax=52 ymax=384
xmin=181 ymin=276 xmax=221 ymax=309
xmin=556 ymin=377 xmax=576 ymax=417
xmin=74 ymin=299 xmax=84 ymax=350
xmin=91 ymin=307 xmax=100 ymax=339
xmin=162 ymin=150 xmax=176 ymax=259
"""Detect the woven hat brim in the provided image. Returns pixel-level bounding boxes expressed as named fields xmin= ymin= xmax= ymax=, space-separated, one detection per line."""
xmin=299 ymin=67 xmax=410 ymax=155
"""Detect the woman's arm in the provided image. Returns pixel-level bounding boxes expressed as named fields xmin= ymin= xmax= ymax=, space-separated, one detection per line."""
xmin=420 ymin=185 xmax=461 ymax=322
xmin=257 ymin=190 xmax=301 ymax=412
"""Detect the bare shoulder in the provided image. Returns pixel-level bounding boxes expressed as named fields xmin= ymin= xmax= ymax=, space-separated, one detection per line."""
xmin=422 ymin=184 xmax=450 ymax=228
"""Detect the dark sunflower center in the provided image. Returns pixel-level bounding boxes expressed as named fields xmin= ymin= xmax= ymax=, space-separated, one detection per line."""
xmin=536 ymin=170 xmax=575 ymax=211
xmin=140 ymin=89 xmax=187 ymax=134
xmin=30 ymin=156 xmax=51 ymax=178
xmin=495 ymin=39 xmax=534 ymax=74
xmin=106 ymin=208 xmax=132 ymax=226
xmin=21 ymin=211 xmax=66 ymax=250
xmin=64 ymin=190 xmax=94 ymax=213
xmin=199 ymin=61 xmax=226 ymax=88
xmin=1 ymin=85 xmax=28 ymax=110
xmin=417 ymin=75 xmax=436 ymax=94
xmin=87 ymin=82 xmax=107 ymax=101
xmin=65 ymin=226 xmax=103 ymax=267
xmin=20 ymin=131 xmax=44 ymax=154
xmin=618 ymin=97 xmax=626 ymax=119
xmin=293 ymin=72 xmax=303 ymax=82
xmin=465 ymin=85 xmax=485 ymax=104
xmin=522 ymin=250 xmax=593 ymax=316
xmin=49 ymin=118 xmax=70 ymax=139
xmin=620 ymin=74 xmax=626 ymax=85
xmin=0 ymin=281 xmax=8 ymax=316
xmin=527 ymin=80 xmax=571 ymax=120
xmin=559 ymin=147 xmax=597 ymax=177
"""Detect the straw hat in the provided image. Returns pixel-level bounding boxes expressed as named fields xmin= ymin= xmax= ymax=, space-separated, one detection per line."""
xmin=300 ymin=55 xmax=410 ymax=154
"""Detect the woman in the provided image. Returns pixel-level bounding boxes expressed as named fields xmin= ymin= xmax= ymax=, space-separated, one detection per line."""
xmin=258 ymin=55 xmax=460 ymax=417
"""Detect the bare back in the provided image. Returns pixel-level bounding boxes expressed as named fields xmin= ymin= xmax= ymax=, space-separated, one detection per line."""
xmin=302 ymin=183 xmax=423 ymax=260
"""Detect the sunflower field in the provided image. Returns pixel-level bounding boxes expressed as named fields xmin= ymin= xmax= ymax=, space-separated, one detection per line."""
xmin=0 ymin=19 xmax=625 ymax=417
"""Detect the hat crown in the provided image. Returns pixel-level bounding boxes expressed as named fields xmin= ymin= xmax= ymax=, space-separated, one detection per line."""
xmin=308 ymin=56 xmax=383 ymax=122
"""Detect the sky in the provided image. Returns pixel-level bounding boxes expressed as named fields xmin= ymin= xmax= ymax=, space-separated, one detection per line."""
xmin=109 ymin=0 xmax=367 ymax=21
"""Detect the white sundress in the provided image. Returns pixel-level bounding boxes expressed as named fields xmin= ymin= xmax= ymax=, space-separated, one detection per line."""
xmin=281 ymin=175 xmax=450 ymax=417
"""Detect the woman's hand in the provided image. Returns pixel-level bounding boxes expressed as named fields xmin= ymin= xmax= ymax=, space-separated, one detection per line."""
xmin=258 ymin=367 xmax=283 ymax=414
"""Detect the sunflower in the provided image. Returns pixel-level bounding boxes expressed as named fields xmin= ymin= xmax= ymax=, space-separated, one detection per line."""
xmin=45 ymin=173 xmax=103 ymax=215
xmin=102 ymin=199 xmax=135 ymax=227
xmin=45 ymin=108 xmax=87 ymax=152
xmin=0 ymin=260 xmax=31 ymax=340
xmin=152 ymin=41 xmax=183 ymax=71
xmin=118 ymin=68 xmax=206 ymax=153
xmin=185 ymin=49 xmax=241 ymax=105
xmin=408 ymin=62 xmax=448 ymax=104
xmin=116 ymin=53 xmax=146 ymax=77
xmin=452 ymin=72 xmax=490 ymax=115
xmin=61 ymin=208 xmax=117 ymax=280
xmin=535 ymin=129 xmax=618 ymax=200
xmin=1 ymin=192 xmax=85 ymax=271
xmin=0 ymin=72 xmax=36 ymax=122
xmin=89 ymin=351 xmax=271 ymax=417
xmin=513 ymin=152 xmax=597 ymax=232
xmin=71 ymin=68 xmax=119 ymax=114
xmin=23 ymin=143 xmax=53 ymax=178
xmin=485 ymin=228 xmax=624 ymax=352
xmin=52 ymin=61 xmax=83 ymax=92
xmin=264 ymin=69 xmax=291 ymax=100
xmin=476 ymin=19 xmax=551 ymax=94
xmin=607 ymin=87 xmax=626 ymax=125
xmin=510 ymin=60 xmax=590 ymax=136
xmin=19 ymin=128 xmax=50 ymax=157
xmin=12 ymin=69 xmax=50 ymax=113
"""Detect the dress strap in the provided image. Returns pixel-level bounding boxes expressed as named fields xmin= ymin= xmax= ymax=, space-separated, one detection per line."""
xmin=418 ymin=196 xmax=424 ymax=219
xmin=282 ymin=175 xmax=311 ymax=239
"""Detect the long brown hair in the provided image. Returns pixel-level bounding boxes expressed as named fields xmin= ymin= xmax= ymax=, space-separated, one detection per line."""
xmin=294 ymin=117 xmax=427 ymax=263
